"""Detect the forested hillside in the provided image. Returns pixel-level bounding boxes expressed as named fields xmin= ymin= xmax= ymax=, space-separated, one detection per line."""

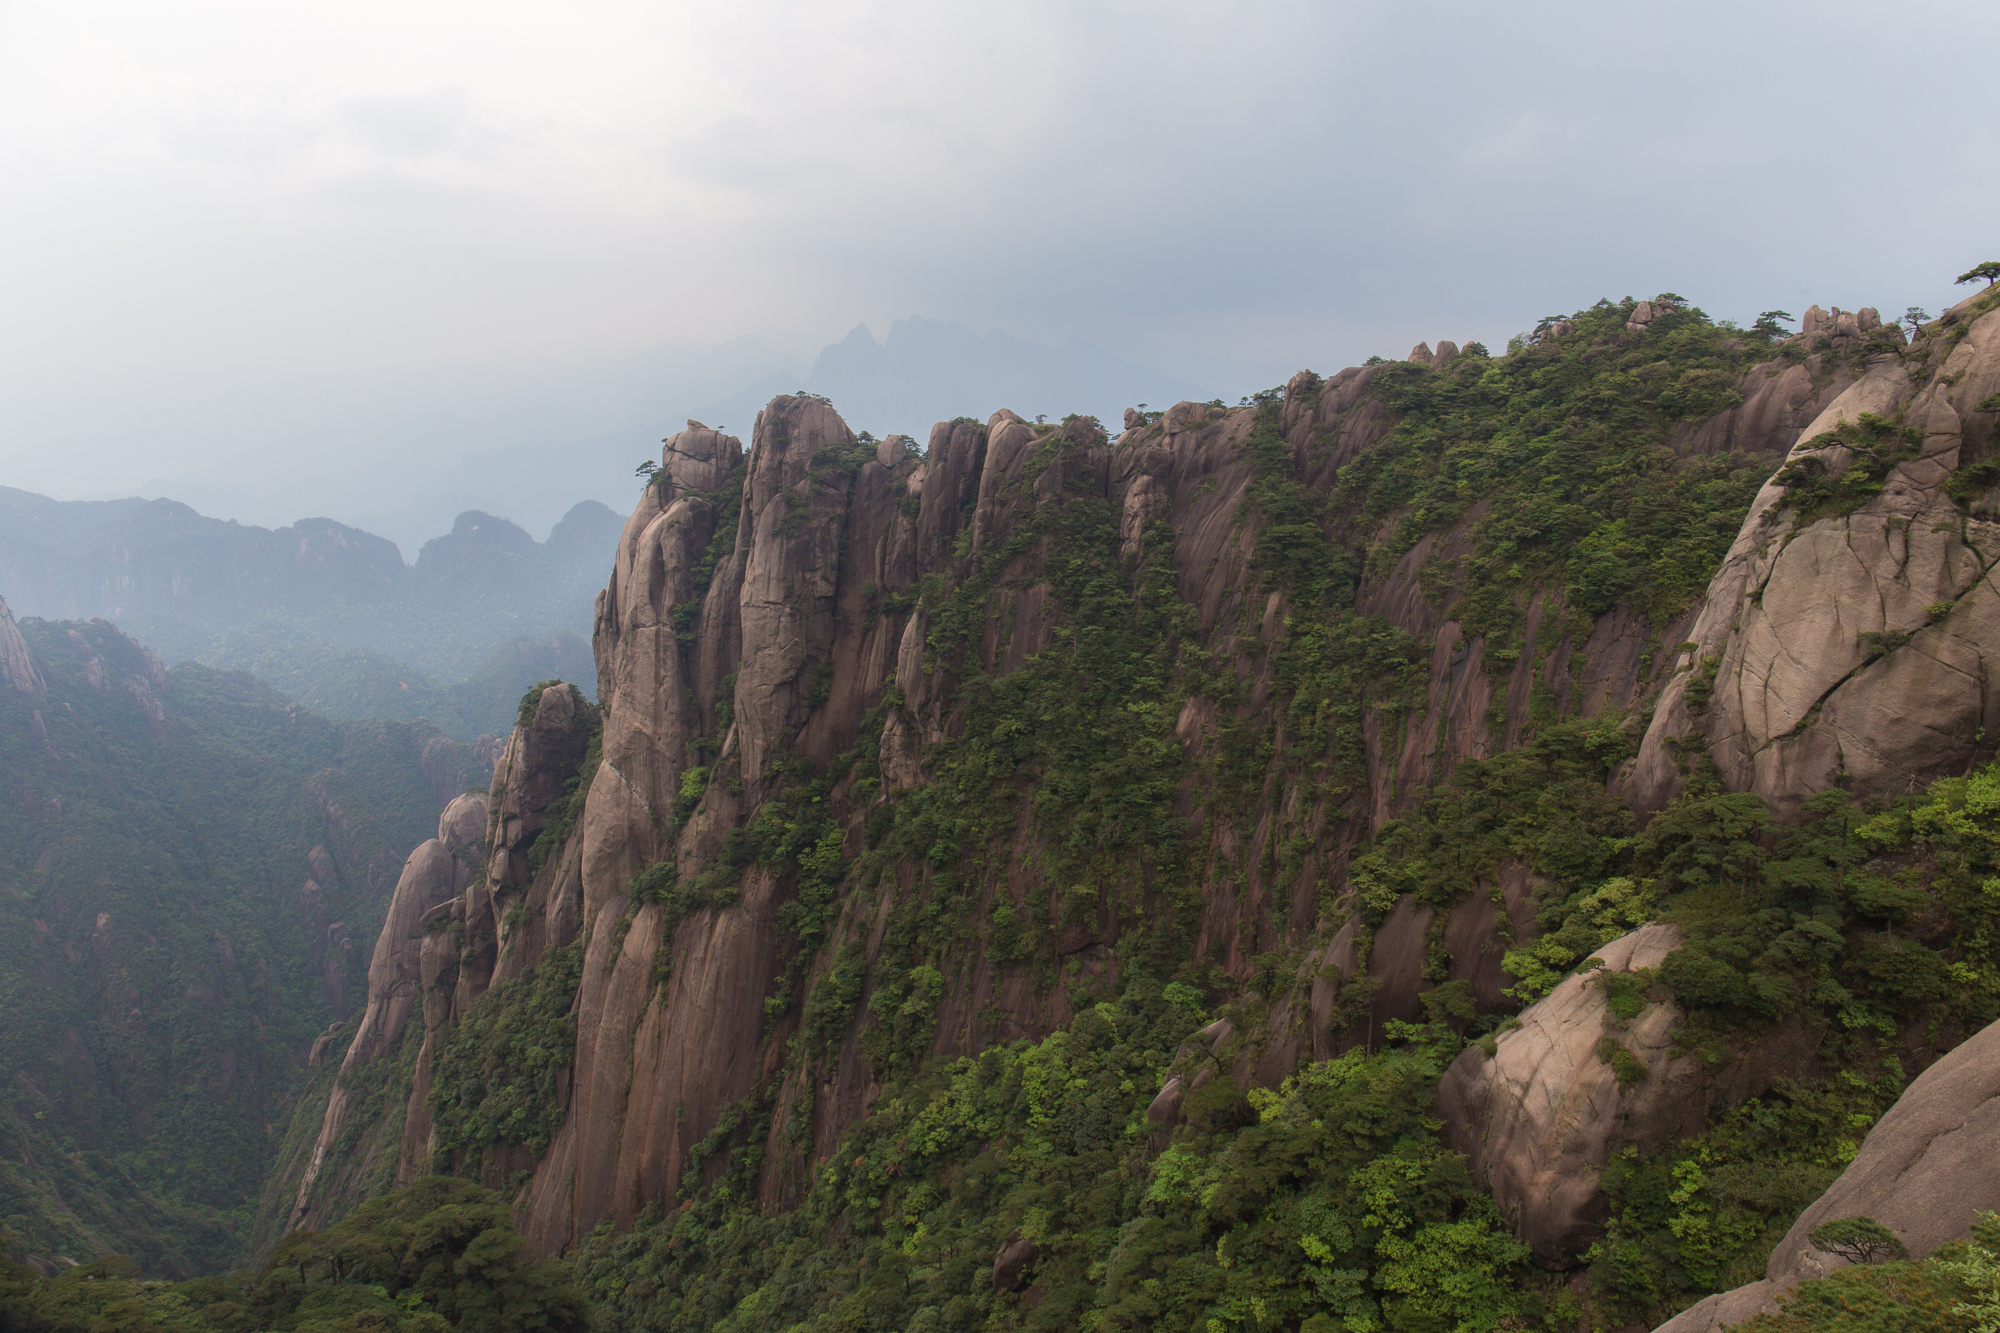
xmin=0 ymin=607 xmax=490 ymax=1275
xmin=7 ymin=286 xmax=2000 ymax=1333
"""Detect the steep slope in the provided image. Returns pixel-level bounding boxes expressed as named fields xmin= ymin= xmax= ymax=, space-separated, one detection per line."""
xmin=288 ymin=291 xmax=2000 ymax=1331
xmin=1655 ymin=1009 xmax=2000 ymax=1331
xmin=0 ymin=601 xmax=491 ymax=1276
xmin=1627 ymin=289 xmax=2000 ymax=813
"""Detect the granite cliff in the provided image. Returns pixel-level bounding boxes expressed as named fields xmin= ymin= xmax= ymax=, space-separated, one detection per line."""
xmin=278 ymin=290 xmax=2000 ymax=1330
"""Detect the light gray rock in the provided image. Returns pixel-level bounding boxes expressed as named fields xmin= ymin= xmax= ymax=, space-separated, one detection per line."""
xmin=1653 ymin=1014 xmax=2000 ymax=1331
xmin=1653 ymin=1280 xmax=1786 ymax=1332
xmin=1627 ymin=304 xmax=2000 ymax=815
xmin=1438 ymin=924 xmax=1695 ymax=1264
xmin=342 ymin=792 xmax=489 ymax=1074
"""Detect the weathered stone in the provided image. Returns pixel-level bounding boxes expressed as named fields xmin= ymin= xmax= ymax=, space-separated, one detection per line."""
xmin=1437 ymin=924 xmax=1694 ymax=1266
xmin=1654 ymin=1014 xmax=2000 ymax=1332
xmin=272 ymin=319 xmax=1901 ymax=1255
xmin=287 ymin=793 xmax=487 ymax=1227
xmin=1627 ymin=305 xmax=2000 ymax=815
xmin=993 ymin=1236 xmax=1039 ymax=1290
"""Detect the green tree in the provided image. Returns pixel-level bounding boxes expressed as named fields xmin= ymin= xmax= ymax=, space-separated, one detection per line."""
xmin=1956 ymin=262 xmax=2000 ymax=287
xmin=246 ymin=1179 xmax=591 ymax=1333
xmin=1809 ymin=1216 xmax=1910 ymax=1265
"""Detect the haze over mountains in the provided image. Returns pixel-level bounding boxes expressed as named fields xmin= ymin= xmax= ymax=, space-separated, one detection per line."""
xmin=0 ymin=487 xmax=618 ymax=739
xmin=33 ymin=320 xmax=1203 ymax=560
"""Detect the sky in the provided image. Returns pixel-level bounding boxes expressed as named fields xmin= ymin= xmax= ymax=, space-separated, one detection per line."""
xmin=1 ymin=0 xmax=1996 ymax=539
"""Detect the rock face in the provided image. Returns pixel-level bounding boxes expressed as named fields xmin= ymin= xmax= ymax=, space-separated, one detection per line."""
xmin=295 ymin=312 xmax=1929 ymax=1256
xmin=1654 ymin=1013 xmax=2000 ymax=1332
xmin=1628 ymin=296 xmax=2000 ymax=815
xmin=0 ymin=593 xmax=44 ymax=696
xmin=1437 ymin=925 xmax=1699 ymax=1264
xmin=287 ymin=791 xmax=488 ymax=1229
xmin=509 ymin=375 xmax=1839 ymax=1252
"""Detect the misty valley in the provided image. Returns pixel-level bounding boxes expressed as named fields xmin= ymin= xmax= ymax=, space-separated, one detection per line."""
xmin=9 ymin=288 xmax=2000 ymax=1333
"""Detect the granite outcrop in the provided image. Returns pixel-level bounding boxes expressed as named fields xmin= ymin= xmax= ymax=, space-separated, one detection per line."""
xmin=283 ymin=297 xmax=1998 ymax=1264
xmin=1654 ymin=1012 xmax=2000 ymax=1331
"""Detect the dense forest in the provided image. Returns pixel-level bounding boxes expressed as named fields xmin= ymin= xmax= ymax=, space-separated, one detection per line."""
xmin=0 ymin=617 xmax=488 ymax=1275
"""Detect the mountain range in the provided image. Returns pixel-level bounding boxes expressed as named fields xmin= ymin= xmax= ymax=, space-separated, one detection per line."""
xmin=6 ymin=288 xmax=2000 ymax=1333
xmin=0 ymin=488 xmax=616 ymax=738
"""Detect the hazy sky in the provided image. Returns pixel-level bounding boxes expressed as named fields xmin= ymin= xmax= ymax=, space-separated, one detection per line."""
xmin=2 ymin=0 xmax=1996 ymax=512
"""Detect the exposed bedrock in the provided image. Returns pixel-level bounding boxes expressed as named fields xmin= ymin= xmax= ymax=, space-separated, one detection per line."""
xmin=512 ymin=357 xmax=1858 ymax=1249
xmin=1627 ymin=300 xmax=2000 ymax=815
xmin=0 ymin=593 xmax=45 ymax=697
xmin=298 ymin=302 xmax=1997 ymax=1258
xmin=1437 ymin=925 xmax=1698 ymax=1266
xmin=287 ymin=791 xmax=488 ymax=1229
xmin=1654 ymin=1013 xmax=2000 ymax=1331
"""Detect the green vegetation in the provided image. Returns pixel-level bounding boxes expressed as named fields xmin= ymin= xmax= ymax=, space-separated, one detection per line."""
xmin=430 ymin=945 xmax=584 ymax=1167
xmin=537 ymin=295 xmax=1992 ymax=1331
xmin=19 ymin=283 xmax=2000 ymax=1333
xmin=0 ymin=1179 xmax=590 ymax=1332
xmin=1808 ymin=1217 xmax=1910 ymax=1266
xmin=0 ymin=619 xmax=478 ymax=1275
xmin=1729 ymin=1211 xmax=2000 ymax=1331
xmin=566 ymin=747 xmax=2000 ymax=1330
xmin=1345 ymin=296 xmax=1787 ymax=633
xmin=569 ymin=1009 xmax=1565 ymax=1333
xmin=1772 ymin=414 xmax=1924 ymax=525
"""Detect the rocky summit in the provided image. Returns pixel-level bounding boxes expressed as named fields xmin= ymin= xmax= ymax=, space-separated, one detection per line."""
xmin=10 ymin=289 xmax=2000 ymax=1333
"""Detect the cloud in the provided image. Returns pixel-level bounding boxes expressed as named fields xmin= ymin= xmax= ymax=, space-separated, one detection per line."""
xmin=0 ymin=0 xmax=1997 ymax=489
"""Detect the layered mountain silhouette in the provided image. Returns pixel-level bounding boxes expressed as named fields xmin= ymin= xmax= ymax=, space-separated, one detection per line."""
xmin=0 ymin=487 xmax=619 ymax=737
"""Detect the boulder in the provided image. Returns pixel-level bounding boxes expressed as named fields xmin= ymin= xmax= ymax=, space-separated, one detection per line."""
xmin=1655 ymin=1014 xmax=2000 ymax=1331
xmin=993 ymin=1236 xmax=1039 ymax=1290
xmin=438 ymin=791 xmax=487 ymax=855
xmin=1437 ymin=924 xmax=1698 ymax=1265
xmin=1408 ymin=341 xmax=1434 ymax=364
